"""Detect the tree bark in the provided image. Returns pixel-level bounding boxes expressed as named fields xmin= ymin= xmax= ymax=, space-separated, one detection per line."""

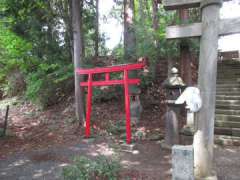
xmin=124 ymin=0 xmax=136 ymax=63
xmin=72 ymin=0 xmax=85 ymax=124
xmin=94 ymin=0 xmax=99 ymax=57
xmin=124 ymin=0 xmax=137 ymax=92
xmin=80 ymin=0 xmax=85 ymax=58
xmin=152 ymin=0 xmax=159 ymax=49
xmin=124 ymin=0 xmax=142 ymax=124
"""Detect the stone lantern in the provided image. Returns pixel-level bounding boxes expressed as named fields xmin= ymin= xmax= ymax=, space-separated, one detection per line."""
xmin=161 ymin=67 xmax=186 ymax=148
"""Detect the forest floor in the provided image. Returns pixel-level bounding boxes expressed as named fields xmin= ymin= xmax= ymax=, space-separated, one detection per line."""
xmin=0 ymin=96 xmax=240 ymax=180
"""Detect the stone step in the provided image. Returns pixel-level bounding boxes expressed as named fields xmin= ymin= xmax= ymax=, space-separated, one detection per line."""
xmin=216 ymin=85 xmax=240 ymax=89
xmin=216 ymin=89 xmax=240 ymax=94
xmin=217 ymin=71 xmax=240 ymax=74
xmin=215 ymin=127 xmax=240 ymax=137
xmin=217 ymin=77 xmax=239 ymax=80
xmin=216 ymin=109 xmax=240 ymax=116
xmin=218 ymin=61 xmax=240 ymax=65
xmin=216 ymin=100 xmax=240 ymax=106
xmin=216 ymin=95 xmax=240 ymax=100
xmin=217 ymin=80 xmax=240 ymax=84
xmin=217 ymin=77 xmax=240 ymax=80
xmin=217 ymin=69 xmax=240 ymax=71
xmin=216 ymin=92 xmax=240 ymax=96
xmin=217 ymin=76 xmax=240 ymax=80
xmin=216 ymin=114 xmax=240 ymax=122
xmin=216 ymin=104 xmax=240 ymax=110
xmin=218 ymin=67 xmax=240 ymax=70
xmin=218 ymin=66 xmax=240 ymax=69
xmin=215 ymin=120 xmax=240 ymax=128
xmin=214 ymin=135 xmax=240 ymax=146
xmin=216 ymin=86 xmax=240 ymax=90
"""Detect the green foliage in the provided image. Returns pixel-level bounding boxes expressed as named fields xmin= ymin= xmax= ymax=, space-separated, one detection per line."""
xmin=134 ymin=4 xmax=179 ymax=60
xmin=0 ymin=0 xmax=107 ymax=103
xmin=62 ymin=155 xmax=121 ymax=180
xmin=25 ymin=64 xmax=73 ymax=108
xmin=0 ymin=23 xmax=33 ymax=96
xmin=92 ymin=71 xmax=123 ymax=103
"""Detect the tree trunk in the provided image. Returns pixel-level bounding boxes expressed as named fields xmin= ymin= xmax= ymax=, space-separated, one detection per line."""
xmin=139 ymin=0 xmax=145 ymax=23
xmin=152 ymin=0 xmax=159 ymax=49
xmin=66 ymin=0 xmax=74 ymax=63
xmin=94 ymin=0 xmax=99 ymax=57
xmin=124 ymin=0 xmax=136 ymax=63
xmin=144 ymin=0 xmax=151 ymax=19
xmin=72 ymin=0 xmax=85 ymax=124
xmin=80 ymin=0 xmax=85 ymax=58
xmin=124 ymin=0 xmax=142 ymax=124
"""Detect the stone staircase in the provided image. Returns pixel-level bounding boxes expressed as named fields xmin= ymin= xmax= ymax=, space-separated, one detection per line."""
xmin=215 ymin=60 xmax=240 ymax=145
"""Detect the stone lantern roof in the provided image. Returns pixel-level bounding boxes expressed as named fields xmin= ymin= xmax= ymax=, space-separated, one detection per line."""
xmin=163 ymin=67 xmax=186 ymax=88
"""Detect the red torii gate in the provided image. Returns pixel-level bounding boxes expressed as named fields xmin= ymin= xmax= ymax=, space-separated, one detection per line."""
xmin=76 ymin=62 xmax=146 ymax=144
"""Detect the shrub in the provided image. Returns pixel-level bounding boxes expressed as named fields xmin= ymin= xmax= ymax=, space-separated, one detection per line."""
xmin=4 ymin=69 xmax=26 ymax=97
xmin=25 ymin=64 xmax=74 ymax=108
xmin=62 ymin=155 xmax=121 ymax=180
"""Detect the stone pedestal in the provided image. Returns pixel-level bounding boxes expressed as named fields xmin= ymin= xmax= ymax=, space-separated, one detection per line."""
xmin=172 ymin=145 xmax=194 ymax=180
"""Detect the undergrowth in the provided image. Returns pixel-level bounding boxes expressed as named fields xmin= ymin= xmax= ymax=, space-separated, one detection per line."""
xmin=62 ymin=155 xmax=121 ymax=180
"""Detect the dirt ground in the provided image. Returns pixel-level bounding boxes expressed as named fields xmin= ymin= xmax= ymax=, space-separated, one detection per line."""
xmin=0 ymin=97 xmax=240 ymax=180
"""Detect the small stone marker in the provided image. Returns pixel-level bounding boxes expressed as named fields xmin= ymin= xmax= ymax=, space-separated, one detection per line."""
xmin=172 ymin=145 xmax=194 ymax=180
xmin=120 ymin=143 xmax=136 ymax=152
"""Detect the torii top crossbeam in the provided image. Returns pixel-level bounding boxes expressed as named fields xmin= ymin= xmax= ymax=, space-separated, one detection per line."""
xmin=163 ymin=0 xmax=240 ymax=39
xmin=163 ymin=0 xmax=231 ymax=10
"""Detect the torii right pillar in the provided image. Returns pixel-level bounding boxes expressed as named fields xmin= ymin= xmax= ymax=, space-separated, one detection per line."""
xmin=194 ymin=0 xmax=222 ymax=178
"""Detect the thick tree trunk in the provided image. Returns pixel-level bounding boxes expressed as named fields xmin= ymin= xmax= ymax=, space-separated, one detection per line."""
xmin=72 ymin=0 xmax=85 ymax=124
xmin=124 ymin=0 xmax=136 ymax=63
xmin=124 ymin=0 xmax=138 ymax=93
xmin=124 ymin=0 xmax=142 ymax=124
xmin=94 ymin=0 xmax=99 ymax=57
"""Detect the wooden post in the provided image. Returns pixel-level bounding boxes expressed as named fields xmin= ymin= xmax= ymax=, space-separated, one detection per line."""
xmin=85 ymin=74 xmax=93 ymax=137
xmin=3 ymin=105 xmax=9 ymax=137
xmin=124 ymin=70 xmax=132 ymax=144
xmin=179 ymin=9 xmax=192 ymax=86
xmin=194 ymin=0 xmax=222 ymax=178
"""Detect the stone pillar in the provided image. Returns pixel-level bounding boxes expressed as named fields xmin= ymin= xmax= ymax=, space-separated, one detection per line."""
xmin=162 ymin=68 xmax=186 ymax=149
xmin=194 ymin=0 xmax=222 ymax=178
xmin=130 ymin=95 xmax=142 ymax=124
xmin=164 ymin=108 xmax=179 ymax=147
